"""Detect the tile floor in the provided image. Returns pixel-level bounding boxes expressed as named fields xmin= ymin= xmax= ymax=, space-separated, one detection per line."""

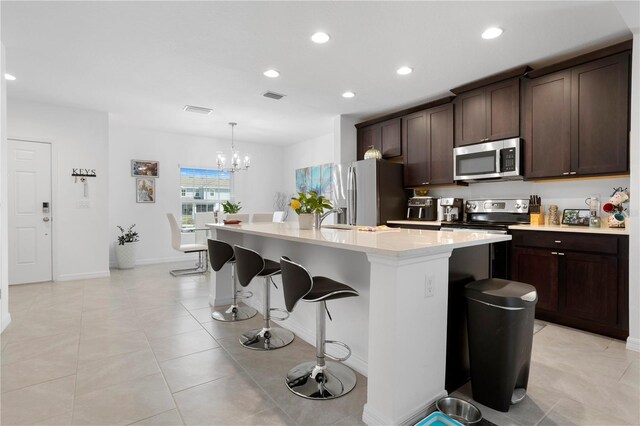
xmin=1 ymin=263 xmax=638 ymax=425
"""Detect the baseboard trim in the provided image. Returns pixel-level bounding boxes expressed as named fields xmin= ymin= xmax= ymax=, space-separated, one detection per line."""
xmin=363 ymin=391 xmax=445 ymax=426
xmin=55 ymin=270 xmax=111 ymax=281
xmin=1 ymin=312 xmax=12 ymax=333
xmin=626 ymin=337 xmax=640 ymax=352
xmin=109 ymin=254 xmax=198 ymax=269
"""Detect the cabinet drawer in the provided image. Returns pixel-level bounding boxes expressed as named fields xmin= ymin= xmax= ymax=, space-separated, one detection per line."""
xmin=511 ymin=231 xmax=618 ymax=255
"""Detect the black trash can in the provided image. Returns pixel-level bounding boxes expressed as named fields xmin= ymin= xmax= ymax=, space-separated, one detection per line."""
xmin=445 ymin=272 xmax=475 ymax=393
xmin=464 ymin=278 xmax=537 ymax=412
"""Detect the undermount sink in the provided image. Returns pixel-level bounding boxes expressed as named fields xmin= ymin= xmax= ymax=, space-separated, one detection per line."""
xmin=321 ymin=224 xmax=357 ymax=230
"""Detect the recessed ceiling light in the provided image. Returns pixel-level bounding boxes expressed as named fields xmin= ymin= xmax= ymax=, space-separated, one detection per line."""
xmin=396 ymin=67 xmax=413 ymax=75
xmin=342 ymin=91 xmax=355 ymax=98
xmin=311 ymin=32 xmax=331 ymax=44
xmin=263 ymin=69 xmax=280 ymax=78
xmin=4 ymin=73 xmax=16 ymax=81
xmin=183 ymin=105 xmax=213 ymax=115
xmin=482 ymin=27 xmax=503 ymax=40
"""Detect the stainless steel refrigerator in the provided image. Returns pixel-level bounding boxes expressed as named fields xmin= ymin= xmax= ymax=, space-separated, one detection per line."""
xmin=333 ymin=159 xmax=407 ymax=226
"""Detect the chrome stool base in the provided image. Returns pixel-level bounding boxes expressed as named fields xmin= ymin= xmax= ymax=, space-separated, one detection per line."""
xmin=285 ymin=361 xmax=357 ymax=400
xmin=239 ymin=327 xmax=294 ymax=350
xmin=211 ymin=304 xmax=257 ymax=322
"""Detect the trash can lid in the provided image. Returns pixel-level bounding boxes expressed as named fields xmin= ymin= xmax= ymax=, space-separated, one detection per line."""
xmin=464 ymin=278 xmax=537 ymax=309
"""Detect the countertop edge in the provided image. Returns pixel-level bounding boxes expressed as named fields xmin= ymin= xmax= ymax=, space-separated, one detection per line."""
xmin=508 ymin=224 xmax=629 ymax=235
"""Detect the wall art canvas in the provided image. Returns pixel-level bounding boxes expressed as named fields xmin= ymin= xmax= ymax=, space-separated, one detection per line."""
xmin=131 ymin=160 xmax=159 ymax=177
xmin=136 ymin=178 xmax=155 ymax=203
xmin=295 ymin=163 xmax=334 ymax=200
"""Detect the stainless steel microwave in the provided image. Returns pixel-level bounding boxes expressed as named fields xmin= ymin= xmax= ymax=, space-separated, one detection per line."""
xmin=453 ymin=138 xmax=522 ymax=182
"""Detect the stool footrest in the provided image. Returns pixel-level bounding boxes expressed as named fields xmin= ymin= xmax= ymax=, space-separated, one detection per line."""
xmin=324 ymin=340 xmax=351 ymax=362
xmin=269 ymin=307 xmax=290 ymax=321
xmin=236 ymin=290 xmax=253 ymax=300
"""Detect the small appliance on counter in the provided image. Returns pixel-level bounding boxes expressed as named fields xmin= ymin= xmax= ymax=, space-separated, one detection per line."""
xmin=440 ymin=198 xmax=464 ymax=222
xmin=406 ymin=196 xmax=438 ymax=221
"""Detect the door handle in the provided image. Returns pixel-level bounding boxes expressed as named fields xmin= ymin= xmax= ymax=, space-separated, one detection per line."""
xmin=43 ymin=217 xmax=50 ymax=222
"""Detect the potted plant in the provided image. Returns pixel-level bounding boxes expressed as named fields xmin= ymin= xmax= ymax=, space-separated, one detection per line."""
xmin=290 ymin=191 xmax=332 ymax=230
xmin=222 ymin=201 xmax=242 ymax=215
xmin=115 ymin=224 xmax=139 ymax=269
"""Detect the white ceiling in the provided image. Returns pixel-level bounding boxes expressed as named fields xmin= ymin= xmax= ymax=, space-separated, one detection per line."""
xmin=0 ymin=1 xmax=634 ymax=146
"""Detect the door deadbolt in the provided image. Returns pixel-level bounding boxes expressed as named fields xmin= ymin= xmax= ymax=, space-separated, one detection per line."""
xmin=43 ymin=217 xmax=50 ymax=222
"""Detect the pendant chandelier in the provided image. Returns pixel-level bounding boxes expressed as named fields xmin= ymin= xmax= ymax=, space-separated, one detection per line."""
xmin=216 ymin=122 xmax=250 ymax=172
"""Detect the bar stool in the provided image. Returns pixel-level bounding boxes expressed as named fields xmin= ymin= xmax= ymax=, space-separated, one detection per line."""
xmin=279 ymin=256 xmax=359 ymax=400
xmin=208 ymin=239 xmax=257 ymax=321
xmin=234 ymin=245 xmax=294 ymax=350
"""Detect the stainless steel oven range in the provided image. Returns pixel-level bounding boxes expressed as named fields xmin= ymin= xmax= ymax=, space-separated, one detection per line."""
xmin=440 ymin=198 xmax=530 ymax=279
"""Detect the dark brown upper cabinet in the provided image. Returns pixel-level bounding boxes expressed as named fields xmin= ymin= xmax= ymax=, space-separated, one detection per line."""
xmin=356 ymin=118 xmax=401 ymax=160
xmin=454 ymin=77 xmax=520 ymax=147
xmin=402 ymin=103 xmax=454 ymax=187
xmin=522 ymin=70 xmax=572 ymax=178
xmin=523 ymin=52 xmax=630 ymax=179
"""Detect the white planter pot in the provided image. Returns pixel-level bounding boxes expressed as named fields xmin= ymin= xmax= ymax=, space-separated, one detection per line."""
xmin=115 ymin=242 xmax=137 ymax=269
xmin=298 ymin=213 xmax=314 ymax=230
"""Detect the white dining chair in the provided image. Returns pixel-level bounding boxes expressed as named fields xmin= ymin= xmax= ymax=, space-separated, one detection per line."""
xmin=166 ymin=213 xmax=208 ymax=276
xmin=226 ymin=213 xmax=250 ymax=222
xmin=193 ymin=212 xmax=216 ymax=243
xmin=251 ymin=212 xmax=274 ymax=223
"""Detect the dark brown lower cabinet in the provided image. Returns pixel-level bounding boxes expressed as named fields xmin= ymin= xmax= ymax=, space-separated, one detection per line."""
xmin=511 ymin=231 xmax=628 ymax=340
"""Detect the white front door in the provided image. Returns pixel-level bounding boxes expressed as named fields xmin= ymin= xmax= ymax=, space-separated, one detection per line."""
xmin=8 ymin=140 xmax=52 ymax=284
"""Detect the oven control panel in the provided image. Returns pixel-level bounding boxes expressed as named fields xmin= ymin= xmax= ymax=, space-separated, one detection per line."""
xmin=465 ymin=199 xmax=529 ymax=214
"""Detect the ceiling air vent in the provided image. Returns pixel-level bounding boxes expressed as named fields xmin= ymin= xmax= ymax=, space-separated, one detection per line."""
xmin=263 ymin=91 xmax=285 ymax=100
xmin=183 ymin=105 xmax=213 ymax=115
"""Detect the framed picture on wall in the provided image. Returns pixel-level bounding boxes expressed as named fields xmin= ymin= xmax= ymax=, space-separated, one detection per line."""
xmin=131 ymin=160 xmax=159 ymax=177
xmin=136 ymin=178 xmax=155 ymax=203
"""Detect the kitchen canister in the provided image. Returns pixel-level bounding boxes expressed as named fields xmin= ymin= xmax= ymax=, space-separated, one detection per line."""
xmin=549 ymin=205 xmax=560 ymax=225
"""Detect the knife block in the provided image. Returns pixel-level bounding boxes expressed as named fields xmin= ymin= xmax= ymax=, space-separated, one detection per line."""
xmin=529 ymin=213 xmax=545 ymax=225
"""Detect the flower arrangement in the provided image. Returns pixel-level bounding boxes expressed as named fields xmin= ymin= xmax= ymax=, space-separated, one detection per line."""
xmin=290 ymin=191 xmax=332 ymax=215
xmin=116 ymin=224 xmax=140 ymax=246
xmin=222 ymin=201 xmax=242 ymax=214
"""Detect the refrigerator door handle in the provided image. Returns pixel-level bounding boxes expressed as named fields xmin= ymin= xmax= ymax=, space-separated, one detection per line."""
xmin=347 ymin=165 xmax=356 ymax=226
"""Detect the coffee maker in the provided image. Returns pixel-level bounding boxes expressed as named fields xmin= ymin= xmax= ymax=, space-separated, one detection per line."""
xmin=440 ymin=198 xmax=464 ymax=222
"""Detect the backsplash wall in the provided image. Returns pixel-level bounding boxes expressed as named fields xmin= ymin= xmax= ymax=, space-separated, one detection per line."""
xmin=428 ymin=176 xmax=631 ymax=215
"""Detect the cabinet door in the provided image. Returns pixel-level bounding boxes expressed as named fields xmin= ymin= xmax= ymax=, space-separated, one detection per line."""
xmin=402 ymin=111 xmax=429 ymax=187
xmin=357 ymin=125 xmax=381 ymax=161
xmin=511 ymin=247 xmax=559 ymax=312
xmin=454 ymin=88 xmax=487 ymax=146
xmin=523 ymin=71 xmax=572 ymax=178
xmin=486 ymin=78 xmax=519 ymax=141
xmin=559 ymin=252 xmax=619 ymax=325
xmin=427 ymin=104 xmax=454 ymax=185
xmin=380 ymin=118 xmax=402 ymax=158
xmin=571 ymin=52 xmax=630 ymax=175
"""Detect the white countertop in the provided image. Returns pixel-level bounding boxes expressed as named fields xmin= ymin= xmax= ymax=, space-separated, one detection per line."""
xmin=387 ymin=220 xmax=443 ymax=227
xmin=509 ymin=223 xmax=629 ymax=235
xmin=207 ymin=222 xmax=510 ymax=258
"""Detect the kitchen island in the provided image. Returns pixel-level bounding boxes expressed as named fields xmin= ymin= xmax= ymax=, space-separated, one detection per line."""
xmin=207 ymin=222 xmax=510 ymax=426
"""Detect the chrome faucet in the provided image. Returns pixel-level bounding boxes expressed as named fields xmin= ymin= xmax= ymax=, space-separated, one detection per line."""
xmin=318 ymin=207 xmax=346 ymax=228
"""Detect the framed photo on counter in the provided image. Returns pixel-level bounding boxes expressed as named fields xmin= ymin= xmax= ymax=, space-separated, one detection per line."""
xmin=561 ymin=209 xmax=590 ymax=226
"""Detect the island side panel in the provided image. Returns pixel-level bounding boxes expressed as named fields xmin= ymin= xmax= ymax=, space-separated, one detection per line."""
xmin=363 ymin=251 xmax=451 ymax=426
